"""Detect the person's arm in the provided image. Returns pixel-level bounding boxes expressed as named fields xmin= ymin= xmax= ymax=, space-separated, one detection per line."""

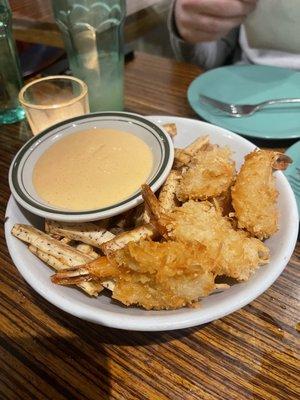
xmin=168 ymin=0 xmax=256 ymax=69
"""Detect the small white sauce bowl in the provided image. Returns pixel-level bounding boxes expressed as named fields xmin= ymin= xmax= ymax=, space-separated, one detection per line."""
xmin=9 ymin=112 xmax=174 ymax=222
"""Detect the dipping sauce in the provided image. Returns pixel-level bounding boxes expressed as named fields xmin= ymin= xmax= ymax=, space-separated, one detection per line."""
xmin=33 ymin=128 xmax=153 ymax=210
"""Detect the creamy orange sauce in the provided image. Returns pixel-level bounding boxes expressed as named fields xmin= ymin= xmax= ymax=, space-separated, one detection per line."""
xmin=33 ymin=128 xmax=153 ymax=210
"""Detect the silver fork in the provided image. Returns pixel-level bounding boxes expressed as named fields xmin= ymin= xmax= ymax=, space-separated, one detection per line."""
xmin=199 ymin=94 xmax=300 ymax=117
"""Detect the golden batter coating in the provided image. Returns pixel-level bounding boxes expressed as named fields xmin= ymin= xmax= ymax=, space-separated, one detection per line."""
xmin=142 ymin=185 xmax=270 ymax=281
xmin=231 ymin=150 xmax=291 ymax=240
xmin=52 ymin=241 xmax=217 ymax=310
xmin=176 ymin=147 xmax=235 ymax=202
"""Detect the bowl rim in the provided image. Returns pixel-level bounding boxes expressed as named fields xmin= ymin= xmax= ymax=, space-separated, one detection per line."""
xmin=8 ymin=112 xmax=174 ymax=222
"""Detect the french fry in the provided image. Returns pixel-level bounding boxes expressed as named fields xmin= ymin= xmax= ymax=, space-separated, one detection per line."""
xmin=215 ymin=283 xmax=230 ymax=290
xmin=111 ymin=206 xmax=144 ymax=230
xmin=184 ymin=135 xmax=210 ymax=155
xmin=29 ymin=245 xmax=68 ymax=270
xmin=127 ymin=204 xmax=150 ymax=227
xmin=162 ymin=123 xmax=177 ymax=138
xmin=28 ymin=245 xmax=102 ymax=296
xmin=109 ymin=227 xmax=125 ymax=235
xmin=50 ymin=233 xmax=63 ymax=240
xmin=142 ymin=209 xmax=150 ymax=224
xmin=174 ymin=136 xmax=211 ymax=169
xmin=102 ymin=281 xmax=115 ymax=291
xmin=76 ymin=243 xmax=99 ymax=259
xmin=45 ymin=220 xmax=115 ymax=248
xmin=60 ymin=237 xmax=73 ymax=245
xmin=101 ymin=224 xmax=157 ymax=255
xmin=12 ymin=224 xmax=94 ymax=266
xmin=58 ymin=235 xmax=100 ymax=259
xmin=89 ymin=218 xmax=111 ymax=229
xmin=213 ymin=283 xmax=230 ymax=294
xmin=158 ymin=169 xmax=181 ymax=212
xmin=132 ymin=208 xmax=150 ymax=226
xmin=174 ymin=148 xmax=191 ymax=169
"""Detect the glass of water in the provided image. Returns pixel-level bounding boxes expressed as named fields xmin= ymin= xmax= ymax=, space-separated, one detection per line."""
xmin=52 ymin=0 xmax=126 ymax=112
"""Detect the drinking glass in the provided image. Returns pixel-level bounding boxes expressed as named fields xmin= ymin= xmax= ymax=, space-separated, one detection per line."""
xmin=19 ymin=75 xmax=89 ymax=135
xmin=0 ymin=0 xmax=25 ymax=124
xmin=52 ymin=0 xmax=126 ymax=112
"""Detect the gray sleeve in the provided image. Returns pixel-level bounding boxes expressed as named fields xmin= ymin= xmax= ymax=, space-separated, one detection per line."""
xmin=168 ymin=1 xmax=239 ymax=70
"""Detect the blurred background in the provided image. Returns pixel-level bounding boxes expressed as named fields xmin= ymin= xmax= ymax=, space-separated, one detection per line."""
xmin=11 ymin=0 xmax=173 ymax=78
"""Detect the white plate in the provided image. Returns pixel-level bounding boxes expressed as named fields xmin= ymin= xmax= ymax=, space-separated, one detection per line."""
xmin=5 ymin=116 xmax=299 ymax=331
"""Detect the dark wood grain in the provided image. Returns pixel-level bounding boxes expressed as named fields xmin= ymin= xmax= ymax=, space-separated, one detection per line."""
xmin=0 ymin=52 xmax=299 ymax=400
xmin=10 ymin=0 xmax=166 ymax=47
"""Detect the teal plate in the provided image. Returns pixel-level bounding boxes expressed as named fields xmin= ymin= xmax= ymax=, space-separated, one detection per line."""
xmin=284 ymin=140 xmax=300 ymax=218
xmin=188 ymin=65 xmax=300 ymax=140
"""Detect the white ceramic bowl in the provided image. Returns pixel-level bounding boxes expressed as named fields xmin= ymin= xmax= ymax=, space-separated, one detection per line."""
xmin=5 ymin=116 xmax=299 ymax=331
xmin=9 ymin=112 xmax=174 ymax=222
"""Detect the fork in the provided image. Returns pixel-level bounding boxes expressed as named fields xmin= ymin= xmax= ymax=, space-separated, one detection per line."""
xmin=199 ymin=94 xmax=300 ymax=117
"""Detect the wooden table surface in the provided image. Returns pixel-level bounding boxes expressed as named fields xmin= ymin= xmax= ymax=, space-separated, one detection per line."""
xmin=10 ymin=0 xmax=166 ymax=48
xmin=1 ymin=53 xmax=299 ymax=400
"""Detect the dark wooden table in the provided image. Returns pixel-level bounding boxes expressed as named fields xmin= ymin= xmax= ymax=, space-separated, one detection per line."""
xmin=10 ymin=0 xmax=166 ymax=47
xmin=1 ymin=53 xmax=299 ymax=400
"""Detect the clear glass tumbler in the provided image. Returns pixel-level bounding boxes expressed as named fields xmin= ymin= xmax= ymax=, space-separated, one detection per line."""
xmin=52 ymin=0 xmax=126 ymax=112
xmin=0 ymin=0 xmax=25 ymax=124
xmin=19 ymin=75 xmax=89 ymax=135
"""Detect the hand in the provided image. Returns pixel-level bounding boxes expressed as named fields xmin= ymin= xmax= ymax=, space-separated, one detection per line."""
xmin=174 ymin=0 xmax=257 ymax=43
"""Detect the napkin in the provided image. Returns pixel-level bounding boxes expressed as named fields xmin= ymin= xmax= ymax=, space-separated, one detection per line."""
xmin=244 ymin=0 xmax=300 ymax=54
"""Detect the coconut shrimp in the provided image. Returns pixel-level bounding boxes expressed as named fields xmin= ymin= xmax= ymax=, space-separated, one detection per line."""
xmin=142 ymin=185 xmax=270 ymax=281
xmin=176 ymin=146 xmax=236 ymax=202
xmin=231 ymin=150 xmax=292 ymax=240
xmin=52 ymin=240 xmax=217 ymax=310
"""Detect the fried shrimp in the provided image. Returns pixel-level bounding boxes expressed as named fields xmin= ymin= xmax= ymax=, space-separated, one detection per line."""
xmin=231 ymin=150 xmax=292 ymax=240
xmin=142 ymin=185 xmax=270 ymax=281
xmin=213 ymin=187 xmax=233 ymax=217
xmin=52 ymin=241 xmax=217 ymax=310
xmin=176 ymin=147 xmax=235 ymax=202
